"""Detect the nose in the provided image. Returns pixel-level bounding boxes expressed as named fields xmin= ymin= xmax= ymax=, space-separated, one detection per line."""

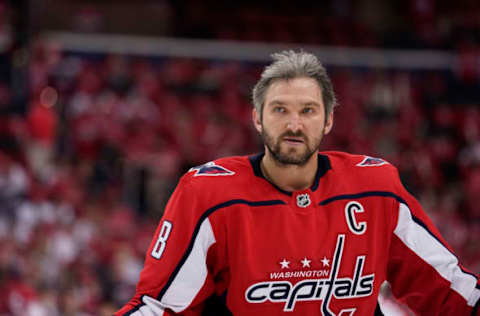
xmin=286 ymin=113 xmax=302 ymax=132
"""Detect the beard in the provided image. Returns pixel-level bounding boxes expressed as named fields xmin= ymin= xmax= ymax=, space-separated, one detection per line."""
xmin=261 ymin=126 xmax=324 ymax=166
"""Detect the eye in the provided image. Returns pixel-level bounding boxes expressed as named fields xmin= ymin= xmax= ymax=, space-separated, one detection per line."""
xmin=273 ymin=106 xmax=286 ymax=113
xmin=302 ymin=107 xmax=314 ymax=114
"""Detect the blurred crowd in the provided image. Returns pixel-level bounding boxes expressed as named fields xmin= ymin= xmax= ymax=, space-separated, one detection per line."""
xmin=0 ymin=42 xmax=266 ymax=315
xmin=0 ymin=38 xmax=478 ymax=315
xmin=171 ymin=0 xmax=480 ymax=51
xmin=39 ymin=0 xmax=480 ymax=51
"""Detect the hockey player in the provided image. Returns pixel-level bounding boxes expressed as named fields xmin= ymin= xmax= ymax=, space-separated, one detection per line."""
xmin=116 ymin=51 xmax=480 ymax=316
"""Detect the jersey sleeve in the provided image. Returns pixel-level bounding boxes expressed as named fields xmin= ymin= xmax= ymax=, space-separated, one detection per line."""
xmin=387 ymin=170 xmax=480 ymax=316
xmin=115 ymin=177 xmax=218 ymax=316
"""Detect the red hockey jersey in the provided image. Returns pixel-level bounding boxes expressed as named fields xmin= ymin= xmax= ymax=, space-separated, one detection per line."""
xmin=116 ymin=152 xmax=480 ymax=316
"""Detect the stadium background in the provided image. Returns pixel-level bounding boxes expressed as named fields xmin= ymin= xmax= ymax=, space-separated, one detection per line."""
xmin=0 ymin=0 xmax=479 ymax=314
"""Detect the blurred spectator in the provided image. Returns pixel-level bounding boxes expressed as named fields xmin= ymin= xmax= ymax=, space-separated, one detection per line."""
xmin=0 ymin=150 xmax=29 ymax=218
xmin=25 ymin=88 xmax=58 ymax=183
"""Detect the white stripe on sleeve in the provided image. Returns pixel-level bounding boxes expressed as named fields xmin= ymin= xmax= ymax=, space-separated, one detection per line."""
xmin=394 ymin=203 xmax=479 ymax=306
xmin=138 ymin=304 xmax=156 ymax=316
xmin=162 ymin=217 xmax=216 ymax=312
xmin=127 ymin=296 xmax=166 ymax=316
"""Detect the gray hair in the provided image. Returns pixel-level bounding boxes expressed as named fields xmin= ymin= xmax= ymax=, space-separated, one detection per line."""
xmin=252 ymin=50 xmax=337 ymax=120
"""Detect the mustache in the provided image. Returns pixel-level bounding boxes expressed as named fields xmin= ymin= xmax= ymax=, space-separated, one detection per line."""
xmin=281 ymin=131 xmax=307 ymax=139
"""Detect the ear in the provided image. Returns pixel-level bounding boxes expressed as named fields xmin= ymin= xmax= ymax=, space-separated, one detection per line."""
xmin=323 ymin=111 xmax=334 ymax=135
xmin=252 ymin=108 xmax=262 ymax=133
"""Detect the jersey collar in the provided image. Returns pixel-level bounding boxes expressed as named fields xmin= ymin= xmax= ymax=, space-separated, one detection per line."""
xmin=248 ymin=152 xmax=331 ymax=196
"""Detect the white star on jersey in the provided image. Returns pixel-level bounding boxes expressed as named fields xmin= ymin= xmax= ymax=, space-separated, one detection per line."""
xmin=321 ymin=256 xmax=330 ymax=267
xmin=279 ymin=259 xmax=290 ymax=269
xmin=301 ymin=257 xmax=311 ymax=268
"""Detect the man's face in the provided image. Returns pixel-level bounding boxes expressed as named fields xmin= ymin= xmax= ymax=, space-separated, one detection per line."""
xmin=253 ymin=77 xmax=333 ymax=166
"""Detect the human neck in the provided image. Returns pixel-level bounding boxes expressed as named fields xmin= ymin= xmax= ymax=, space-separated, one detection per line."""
xmin=260 ymin=150 xmax=318 ymax=192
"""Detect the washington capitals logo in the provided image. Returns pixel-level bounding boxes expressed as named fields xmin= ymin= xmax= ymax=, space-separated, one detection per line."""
xmin=188 ymin=161 xmax=235 ymax=177
xmin=245 ymin=234 xmax=374 ymax=315
xmin=356 ymin=156 xmax=387 ymax=167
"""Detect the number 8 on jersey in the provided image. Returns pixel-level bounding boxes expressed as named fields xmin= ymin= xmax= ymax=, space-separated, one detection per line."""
xmin=151 ymin=220 xmax=173 ymax=259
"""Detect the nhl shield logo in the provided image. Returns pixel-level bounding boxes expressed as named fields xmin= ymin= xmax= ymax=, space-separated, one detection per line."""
xmin=296 ymin=193 xmax=311 ymax=208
